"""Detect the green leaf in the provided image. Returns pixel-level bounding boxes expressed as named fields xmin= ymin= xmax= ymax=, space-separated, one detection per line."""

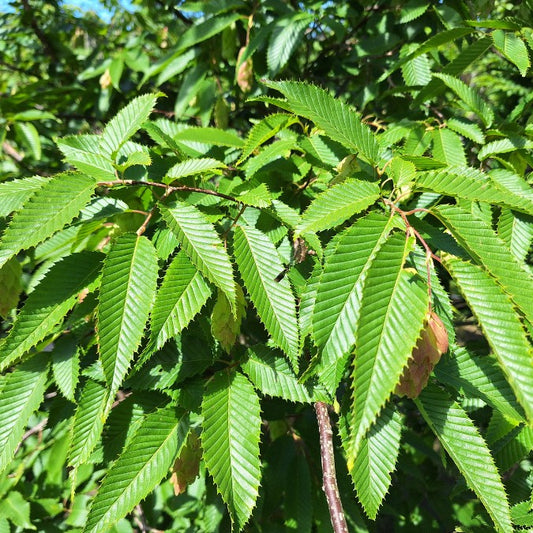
xmin=434 ymin=205 xmax=533 ymax=326
xmin=285 ymin=447 xmax=312 ymax=533
xmin=244 ymin=139 xmax=295 ymax=179
xmin=388 ymin=157 xmax=416 ymax=187
xmin=202 ymin=371 xmax=261 ymax=531
xmin=239 ymin=113 xmax=297 ymax=163
xmin=242 ymin=345 xmax=329 ymax=403
xmin=401 ymin=47 xmax=432 ymax=86
xmin=311 ymin=213 xmax=396 ymax=392
xmin=446 ymin=117 xmax=485 ymax=144
xmin=296 ymin=179 xmax=380 ymax=235
xmin=498 ymin=209 xmax=533 ymax=263
xmin=56 ymin=135 xmax=116 ymax=181
xmin=0 ymin=491 xmax=34 ymax=530
xmin=414 ymin=37 xmax=492 ymax=106
xmin=164 ymin=157 xmax=226 ymax=182
xmin=233 ymin=225 xmax=299 ymax=368
xmin=298 ymin=259 xmax=321 ymax=348
xmin=173 ymin=126 xmax=244 ymax=148
xmin=349 ymin=403 xmax=402 ymax=519
xmin=492 ymin=424 xmax=533 ymax=472
xmin=0 ymin=172 xmax=97 ymax=269
xmin=211 ymin=285 xmax=246 ymax=353
xmin=15 ymin=121 xmax=41 ymax=160
xmin=415 ymin=166 xmax=533 ymax=215
xmin=175 ymin=13 xmax=241 ymax=53
xmin=431 ymin=128 xmax=467 ymax=166
xmin=68 ymin=379 xmax=108 ymax=468
xmin=347 ymin=233 xmax=429 ymax=463
xmin=149 ymin=251 xmax=212 ymax=352
xmin=378 ymin=27 xmax=474 ymax=82
xmin=142 ymin=121 xmax=186 ymax=158
xmin=100 ymin=94 xmax=159 ymax=158
xmin=97 ymin=234 xmax=158 ymax=397
xmin=415 ymin=385 xmax=512 ymax=533
xmin=399 ymin=0 xmax=429 ymax=23
xmin=160 ymin=201 xmax=236 ymax=311
xmin=443 ymin=255 xmax=533 ymax=422
xmin=478 ymin=136 xmax=533 ymax=161
xmin=263 ymin=80 xmax=380 ymax=165
xmin=492 ymin=30 xmax=530 ymax=76
xmin=0 ymin=354 xmax=49 ymax=473
xmin=51 ymin=336 xmax=80 ymax=402
xmin=0 ymin=252 xmax=103 ymax=372
xmin=84 ymin=407 xmax=189 ymax=533
xmin=435 ymin=346 xmax=524 ymax=424
xmin=0 ymin=176 xmax=48 ymax=217
xmin=234 ymin=182 xmax=272 ymax=208
xmin=433 ymin=73 xmax=494 ymax=127
xmin=267 ymin=15 xmax=312 ymax=76
xmin=0 ymin=257 xmax=22 ymax=318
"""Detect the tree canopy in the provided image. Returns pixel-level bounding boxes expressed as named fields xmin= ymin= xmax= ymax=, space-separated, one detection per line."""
xmin=1 ymin=1 xmax=533 ymax=531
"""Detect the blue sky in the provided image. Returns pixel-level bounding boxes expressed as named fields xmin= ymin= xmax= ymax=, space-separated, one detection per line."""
xmin=0 ymin=0 xmax=136 ymax=22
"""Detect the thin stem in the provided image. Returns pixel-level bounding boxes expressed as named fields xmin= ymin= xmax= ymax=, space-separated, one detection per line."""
xmin=314 ymin=402 xmax=349 ymax=533
xmin=97 ymin=180 xmax=240 ymax=204
xmin=383 ymin=198 xmax=441 ymax=310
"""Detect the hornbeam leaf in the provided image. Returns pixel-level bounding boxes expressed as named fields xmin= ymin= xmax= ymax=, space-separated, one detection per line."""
xmin=68 ymin=379 xmax=109 ymax=468
xmin=434 ymin=205 xmax=533 ymax=325
xmin=478 ymin=136 xmax=533 ymax=161
xmin=296 ymin=179 xmax=380 ymax=235
xmin=443 ymin=256 xmax=533 ymax=422
xmin=311 ymin=213 xmax=396 ymax=392
xmin=0 ymin=252 xmax=103 ymax=372
xmin=263 ymin=80 xmax=380 ymax=165
xmin=0 ymin=354 xmax=49 ymax=473
xmin=347 ymin=233 xmax=428 ymax=463
xmin=492 ymin=30 xmax=530 ymax=76
xmin=414 ymin=166 xmax=533 ymax=215
xmin=242 ymin=345 xmax=330 ymax=403
xmin=435 ymin=346 xmax=525 ymax=424
xmin=160 ymin=201 xmax=236 ymax=312
xmin=172 ymin=127 xmax=244 ymax=148
xmin=233 ymin=225 xmax=299 ymax=368
xmin=100 ymin=94 xmax=159 ymax=157
xmin=149 ymin=251 xmax=212 ymax=351
xmin=498 ymin=209 xmax=533 ymax=263
xmin=97 ymin=234 xmax=158 ymax=397
xmin=431 ymin=128 xmax=467 ymax=166
xmin=267 ymin=15 xmax=312 ymax=76
xmin=378 ymin=28 xmax=474 ymax=83
xmin=0 ymin=175 xmax=48 ymax=217
xmin=433 ymin=73 xmax=494 ymax=127
xmin=164 ymin=157 xmax=226 ymax=182
xmin=0 ymin=172 xmax=97 ymax=269
xmin=202 ymin=371 xmax=261 ymax=531
xmin=415 ymin=385 xmax=512 ymax=533
xmin=84 ymin=407 xmax=189 ymax=533
xmin=348 ymin=403 xmax=402 ymax=519
xmin=239 ymin=113 xmax=297 ymax=163
xmin=51 ymin=335 xmax=80 ymax=402
xmin=56 ymin=135 xmax=116 ymax=180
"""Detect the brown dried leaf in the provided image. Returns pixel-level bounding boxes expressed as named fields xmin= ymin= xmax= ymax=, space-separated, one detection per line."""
xmin=237 ymin=47 xmax=253 ymax=93
xmin=395 ymin=311 xmax=449 ymax=399
xmin=170 ymin=431 xmax=202 ymax=496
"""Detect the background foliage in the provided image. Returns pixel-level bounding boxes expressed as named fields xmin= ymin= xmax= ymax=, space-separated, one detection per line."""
xmin=1 ymin=0 xmax=533 ymax=531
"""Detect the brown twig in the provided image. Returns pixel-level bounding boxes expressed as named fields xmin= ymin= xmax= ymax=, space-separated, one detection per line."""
xmin=14 ymin=418 xmax=48 ymax=455
xmin=314 ymin=402 xmax=349 ymax=533
xmin=97 ymin=180 xmax=240 ymax=204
